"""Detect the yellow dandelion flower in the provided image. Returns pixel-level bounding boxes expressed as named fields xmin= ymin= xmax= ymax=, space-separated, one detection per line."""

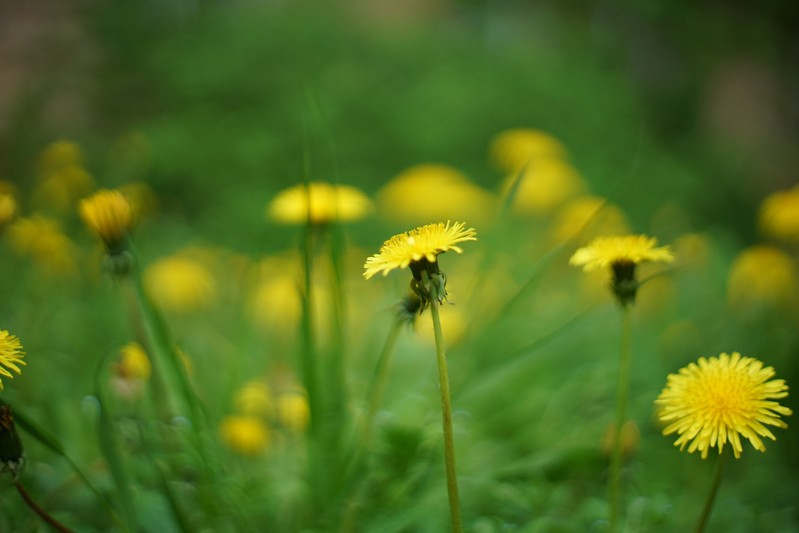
xmin=376 ymin=164 xmax=498 ymax=225
xmin=549 ymin=196 xmax=630 ymax=244
xmin=37 ymin=139 xmax=84 ymax=174
xmin=570 ymin=235 xmax=675 ymax=271
xmin=0 ymin=331 xmax=26 ymax=390
xmin=727 ymin=245 xmax=798 ymax=313
xmin=117 ymin=342 xmax=151 ymax=381
xmin=363 ymin=221 xmax=477 ymax=280
xmin=570 ymin=235 xmax=674 ymax=306
xmin=235 ymin=381 xmax=274 ymax=417
xmin=33 ymin=165 xmax=95 ymax=214
xmin=267 ymin=181 xmax=373 ymax=224
xmin=0 ymin=193 xmax=17 ymax=228
xmin=489 ymin=128 xmax=568 ymax=173
xmin=219 ymin=415 xmax=270 ymax=456
xmin=6 ymin=215 xmax=77 ymax=275
xmin=79 ymin=189 xmax=133 ymax=251
xmin=144 ymin=255 xmax=217 ymax=313
xmin=277 ymin=392 xmax=310 ymax=433
xmin=656 ymin=352 xmax=792 ymax=459
xmin=501 ymin=158 xmax=586 ymax=217
xmin=759 ymin=185 xmax=799 ymax=243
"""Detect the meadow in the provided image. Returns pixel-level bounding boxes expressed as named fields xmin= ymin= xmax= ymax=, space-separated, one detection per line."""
xmin=1 ymin=1 xmax=797 ymax=532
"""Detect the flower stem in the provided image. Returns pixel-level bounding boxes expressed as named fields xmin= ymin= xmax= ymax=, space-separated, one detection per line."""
xmin=15 ymin=480 xmax=76 ymax=533
xmin=609 ymin=304 xmax=632 ymax=532
xmin=425 ymin=273 xmax=463 ymax=533
xmin=361 ymin=319 xmax=402 ymax=447
xmin=695 ymin=451 xmax=727 ymax=533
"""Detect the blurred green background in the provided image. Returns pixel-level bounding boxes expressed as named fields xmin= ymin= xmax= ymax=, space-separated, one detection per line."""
xmin=1 ymin=0 xmax=798 ymax=531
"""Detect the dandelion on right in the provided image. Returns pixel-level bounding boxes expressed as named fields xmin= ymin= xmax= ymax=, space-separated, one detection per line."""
xmin=656 ymin=352 xmax=792 ymax=459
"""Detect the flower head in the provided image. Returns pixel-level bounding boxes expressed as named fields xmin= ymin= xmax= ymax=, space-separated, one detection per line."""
xmin=363 ymin=221 xmax=476 ymax=280
xmin=7 ymin=215 xmax=77 ymax=276
xmin=656 ymin=352 xmax=792 ymax=459
xmin=489 ymin=128 xmax=568 ymax=173
xmin=0 ymin=331 xmax=26 ymax=390
xmin=759 ymin=185 xmax=799 ymax=243
xmin=267 ymin=182 xmax=373 ymax=224
xmin=570 ymin=235 xmax=675 ymax=306
xmin=219 ymin=415 xmax=271 ymax=456
xmin=79 ymin=189 xmax=133 ymax=252
xmin=727 ymin=245 xmax=798 ymax=313
xmin=144 ymin=255 xmax=217 ymax=313
xmin=570 ymin=235 xmax=674 ymax=271
xmin=377 ymin=164 xmax=497 ymax=224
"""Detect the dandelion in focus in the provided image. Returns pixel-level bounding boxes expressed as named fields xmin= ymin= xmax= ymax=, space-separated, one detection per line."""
xmin=656 ymin=352 xmax=791 ymax=459
xmin=220 ymin=415 xmax=271 ymax=456
xmin=655 ymin=352 xmax=791 ymax=531
xmin=363 ymin=221 xmax=476 ymax=290
xmin=364 ymin=221 xmax=476 ymax=533
xmin=267 ymin=181 xmax=373 ymax=224
xmin=570 ymin=234 xmax=674 ymax=307
xmin=0 ymin=331 xmax=25 ymax=390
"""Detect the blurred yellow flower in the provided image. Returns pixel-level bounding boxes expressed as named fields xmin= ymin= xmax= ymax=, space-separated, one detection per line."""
xmin=6 ymin=215 xmax=77 ymax=275
xmin=144 ymin=255 xmax=217 ymax=313
xmin=759 ymin=185 xmax=799 ymax=243
xmin=0 ymin=193 xmax=17 ymax=228
xmin=267 ymin=181 xmax=373 ymax=224
xmin=0 ymin=330 xmax=25 ymax=390
xmin=601 ymin=420 xmax=640 ymax=459
xmin=33 ymin=165 xmax=95 ymax=214
xmin=727 ymin=245 xmax=798 ymax=312
xmin=117 ymin=342 xmax=151 ymax=381
xmin=549 ymin=196 xmax=630 ymax=244
xmin=220 ymin=415 xmax=271 ymax=455
xmin=118 ymin=181 xmax=157 ymax=224
xmin=656 ymin=352 xmax=792 ymax=459
xmin=79 ymin=189 xmax=133 ymax=250
xmin=377 ymin=164 xmax=497 ymax=224
xmin=363 ymin=221 xmax=477 ymax=279
xmin=248 ymin=275 xmax=302 ymax=331
xmin=37 ymin=139 xmax=84 ymax=174
xmin=570 ymin=235 xmax=674 ymax=272
xmin=235 ymin=381 xmax=274 ymax=418
xmin=672 ymin=233 xmax=712 ymax=270
xmin=489 ymin=128 xmax=568 ymax=173
xmin=501 ymin=158 xmax=586 ymax=217
xmin=277 ymin=392 xmax=310 ymax=433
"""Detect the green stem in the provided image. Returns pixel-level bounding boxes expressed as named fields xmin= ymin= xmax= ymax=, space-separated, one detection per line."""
xmin=15 ymin=480 xmax=76 ymax=533
xmin=608 ymin=304 xmax=632 ymax=532
xmin=361 ymin=320 xmax=402 ymax=447
xmin=425 ymin=272 xmax=463 ymax=533
xmin=694 ymin=451 xmax=727 ymax=533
